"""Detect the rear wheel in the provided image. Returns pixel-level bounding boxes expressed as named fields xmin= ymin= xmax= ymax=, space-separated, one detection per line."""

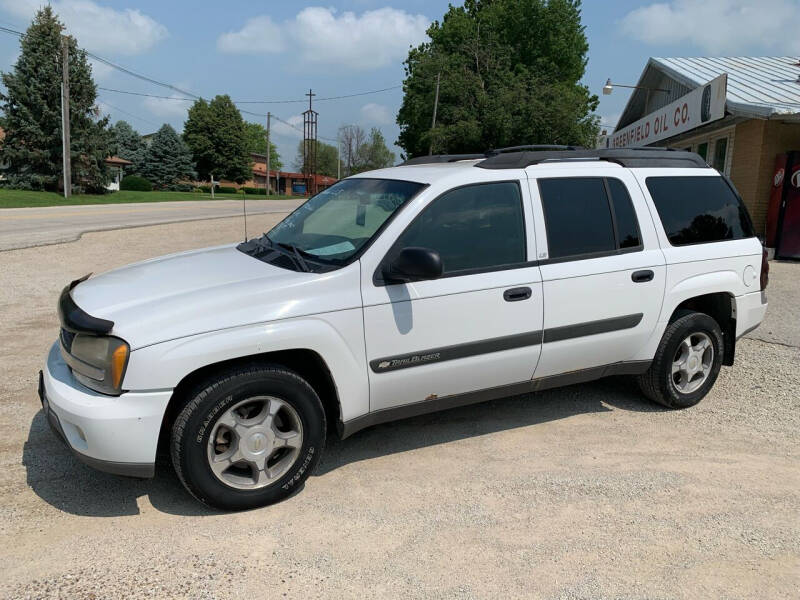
xmin=637 ymin=311 xmax=724 ymax=409
xmin=171 ymin=364 xmax=325 ymax=511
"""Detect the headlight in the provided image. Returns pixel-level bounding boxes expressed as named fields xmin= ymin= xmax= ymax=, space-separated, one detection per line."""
xmin=64 ymin=334 xmax=130 ymax=395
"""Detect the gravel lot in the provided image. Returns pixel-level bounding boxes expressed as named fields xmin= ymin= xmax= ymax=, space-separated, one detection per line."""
xmin=1 ymin=216 xmax=798 ymax=599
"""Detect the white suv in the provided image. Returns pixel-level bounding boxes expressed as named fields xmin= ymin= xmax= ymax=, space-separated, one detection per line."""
xmin=39 ymin=147 xmax=768 ymax=510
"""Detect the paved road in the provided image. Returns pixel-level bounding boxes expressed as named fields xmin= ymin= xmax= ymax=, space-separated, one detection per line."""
xmin=0 ymin=217 xmax=798 ymax=599
xmin=0 ymin=198 xmax=303 ymax=251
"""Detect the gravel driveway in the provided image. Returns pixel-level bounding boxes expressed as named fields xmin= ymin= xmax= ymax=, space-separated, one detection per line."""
xmin=1 ymin=216 xmax=798 ymax=599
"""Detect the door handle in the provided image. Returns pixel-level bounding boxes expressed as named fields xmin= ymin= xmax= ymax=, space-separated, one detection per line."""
xmin=503 ymin=287 xmax=532 ymax=302
xmin=631 ymin=269 xmax=654 ymax=283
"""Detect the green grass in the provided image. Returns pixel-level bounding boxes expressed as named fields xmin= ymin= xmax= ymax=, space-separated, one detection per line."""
xmin=0 ymin=188 xmax=296 ymax=209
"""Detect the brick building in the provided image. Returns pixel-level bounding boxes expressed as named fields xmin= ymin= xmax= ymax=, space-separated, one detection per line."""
xmin=248 ymin=153 xmax=337 ymax=196
xmin=608 ymin=57 xmax=800 ymax=248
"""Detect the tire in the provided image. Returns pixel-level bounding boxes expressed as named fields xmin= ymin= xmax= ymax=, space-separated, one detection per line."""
xmin=637 ymin=310 xmax=724 ymax=409
xmin=171 ymin=363 xmax=326 ymax=511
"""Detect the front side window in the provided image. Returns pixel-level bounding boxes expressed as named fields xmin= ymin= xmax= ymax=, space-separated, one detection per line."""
xmin=239 ymin=178 xmax=425 ymax=270
xmin=646 ymin=176 xmax=755 ymax=246
xmin=388 ymin=182 xmax=526 ymax=276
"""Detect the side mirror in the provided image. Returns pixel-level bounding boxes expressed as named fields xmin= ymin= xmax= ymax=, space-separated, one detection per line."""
xmin=383 ymin=247 xmax=443 ymax=283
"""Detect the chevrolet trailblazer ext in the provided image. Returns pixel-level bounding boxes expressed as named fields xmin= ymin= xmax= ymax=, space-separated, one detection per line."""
xmin=40 ymin=147 xmax=768 ymax=510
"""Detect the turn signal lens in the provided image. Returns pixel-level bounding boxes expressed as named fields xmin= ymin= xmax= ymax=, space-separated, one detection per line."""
xmin=110 ymin=343 xmax=129 ymax=390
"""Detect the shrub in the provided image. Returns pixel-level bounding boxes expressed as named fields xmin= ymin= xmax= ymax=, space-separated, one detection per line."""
xmin=192 ymin=187 xmax=203 ymax=194
xmin=120 ymin=175 xmax=152 ymax=191
xmin=217 ymin=185 xmax=237 ymax=194
xmin=171 ymin=183 xmax=194 ymax=192
xmin=198 ymin=185 xmax=212 ymax=193
xmin=242 ymin=187 xmax=262 ymax=195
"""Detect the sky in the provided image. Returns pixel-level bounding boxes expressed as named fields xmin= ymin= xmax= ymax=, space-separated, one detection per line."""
xmin=1 ymin=0 xmax=799 ymax=168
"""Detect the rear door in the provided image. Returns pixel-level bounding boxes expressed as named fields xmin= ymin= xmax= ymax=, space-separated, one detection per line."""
xmin=527 ymin=166 xmax=666 ymax=379
xmin=360 ymin=178 xmax=544 ymax=411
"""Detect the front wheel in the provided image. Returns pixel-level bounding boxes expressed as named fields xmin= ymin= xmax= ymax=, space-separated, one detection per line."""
xmin=171 ymin=364 xmax=326 ymax=511
xmin=637 ymin=311 xmax=724 ymax=409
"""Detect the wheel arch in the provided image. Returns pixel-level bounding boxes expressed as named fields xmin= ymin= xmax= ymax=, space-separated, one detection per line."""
xmin=668 ymin=291 xmax=736 ymax=366
xmin=157 ymin=348 xmax=343 ymax=457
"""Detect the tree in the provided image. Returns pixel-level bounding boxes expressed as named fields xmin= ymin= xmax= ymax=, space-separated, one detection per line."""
xmin=183 ymin=95 xmax=251 ymax=182
xmin=293 ymin=140 xmax=338 ymax=178
xmin=110 ymin=120 xmax=145 ymax=175
xmin=359 ymin=128 xmax=395 ymax=172
xmin=140 ymin=124 xmax=196 ymax=189
xmin=396 ymin=0 xmax=599 ymax=157
xmin=0 ymin=6 xmax=112 ymax=192
xmin=339 ymin=125 xmax=367 ymax=176
xmin=242 ymin=121 xmax=282 ymax=170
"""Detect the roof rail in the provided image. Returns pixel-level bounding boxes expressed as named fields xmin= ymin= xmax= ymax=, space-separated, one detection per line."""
xmin=476 ymin=148 xmax=708 ymax=169
xmin=486 ymin=144 xmax=585 ymax=155
xmin=401 ymin=154 xmax=487 ymax=166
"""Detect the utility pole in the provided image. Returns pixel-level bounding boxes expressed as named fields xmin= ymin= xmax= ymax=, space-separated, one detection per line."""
xmin=266 ymin=112 xmax=271 ymax=196
xmin=337 ymin=133 xmax=341 ymax=180
xmin=428 ymin=71 xmax=441 ymax=156
xmin=60 ymin=36 xmax=72 ymax=198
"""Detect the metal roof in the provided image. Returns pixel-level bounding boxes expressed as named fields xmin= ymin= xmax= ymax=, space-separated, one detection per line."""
xmin=653 ymin=56 xmax=800 ymax=119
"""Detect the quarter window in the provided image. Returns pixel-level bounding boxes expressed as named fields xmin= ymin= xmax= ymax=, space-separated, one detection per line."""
xmin=538 ymin=177 xmax=642 ymax=260
xmin=389 ymin=182 xmax=526 ymax=275
xmin=646 ymin=176 xmax=755 ymax=246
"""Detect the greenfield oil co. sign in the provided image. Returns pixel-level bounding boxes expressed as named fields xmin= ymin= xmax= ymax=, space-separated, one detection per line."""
xmin=610 ymin=74 xmax=727 ymax=148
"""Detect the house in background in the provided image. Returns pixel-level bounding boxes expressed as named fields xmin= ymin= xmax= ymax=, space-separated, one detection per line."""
xmin=104 ymin=156 xmax=133 ymax=191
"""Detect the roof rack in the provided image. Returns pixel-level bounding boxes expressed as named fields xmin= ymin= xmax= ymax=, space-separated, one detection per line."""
xmin=401 ymin=154 xmax=487 ymax=166
xmin=486 ymin=144 xmax=585 ymax=155
xmin=476 ymin=147 xmax=708 ymax=169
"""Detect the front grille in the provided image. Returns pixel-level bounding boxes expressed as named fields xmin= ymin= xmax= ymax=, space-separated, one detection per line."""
xmin=60 ymin=328 xmax=75 ymax=352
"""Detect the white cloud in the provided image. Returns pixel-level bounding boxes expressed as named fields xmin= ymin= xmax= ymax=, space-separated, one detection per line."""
xmin=360 ymin=102 xmax=393 ymax=125
xmin=271 ymin=115 xmax=304 ymax=139
xmin=142 ymin=94 xmax=192 ymax=118
xmin=217 ymin=15 xmax=284 ymax=54
xmin=219 ymin=7 xmax=429 ymax=70
xmin=1 ymin=0 xmax=167 ymax=55
xmin=621 ymin=0 xmax=800 ymax=54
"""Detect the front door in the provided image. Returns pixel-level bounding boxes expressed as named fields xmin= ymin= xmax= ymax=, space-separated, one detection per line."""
xmin=527 ymin=169 xmax=666 ymax=379
xmin=361 ymin=180 xmax=544 ymax=411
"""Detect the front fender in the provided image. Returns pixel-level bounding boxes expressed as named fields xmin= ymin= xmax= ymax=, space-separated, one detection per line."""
xmin=122 ymin=308 xmax=369 ymax=421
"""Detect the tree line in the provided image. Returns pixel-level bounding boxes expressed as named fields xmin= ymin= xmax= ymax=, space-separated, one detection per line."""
xmin=0 ymin=7 xmax=394 ymax=194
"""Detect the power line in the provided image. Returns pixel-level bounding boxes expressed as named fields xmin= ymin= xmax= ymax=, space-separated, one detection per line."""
xmin=98 ymin=98 xmax=160 ymax=128
xmin=86 ymin=52 xmax=202 ymax=99
xmin=98 ymin=87 xmax=195 ymax=101
xmin=235 ymin=85 xmax=401 ymax=104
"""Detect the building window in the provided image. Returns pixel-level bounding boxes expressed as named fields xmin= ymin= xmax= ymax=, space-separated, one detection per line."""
xmin=712 ymin=137 xmax=728 ymax=172
xmin=696 ymin=142 xmax=708 ymax=162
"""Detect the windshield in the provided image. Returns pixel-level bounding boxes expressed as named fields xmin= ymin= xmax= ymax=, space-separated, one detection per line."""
xmin=240 ymin=178 xmax=425 ymax=269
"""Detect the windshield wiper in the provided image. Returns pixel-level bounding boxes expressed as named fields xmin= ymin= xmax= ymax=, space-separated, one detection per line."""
xmin=277 ymin=242 xmax=310 ymax=273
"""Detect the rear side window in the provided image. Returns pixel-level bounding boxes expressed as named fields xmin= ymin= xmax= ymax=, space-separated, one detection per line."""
xmin=646 ymin=176 xmax=755 ymax=246
xmin=538 ymin=177 xmax=642 ymax=260
xmin=391 ymin=181 xmax=526 ymax=275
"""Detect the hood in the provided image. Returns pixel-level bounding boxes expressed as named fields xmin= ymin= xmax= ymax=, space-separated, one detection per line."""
xmin=70 ymin=244 xmax=361 ymax=349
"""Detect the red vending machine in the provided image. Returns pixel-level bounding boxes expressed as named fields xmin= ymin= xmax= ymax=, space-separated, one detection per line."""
xmin=766 ymin=152 xmax=800 ymax=260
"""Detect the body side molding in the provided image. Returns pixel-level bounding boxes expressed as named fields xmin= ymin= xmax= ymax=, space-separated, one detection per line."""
xmin=369 ymin=313 xmax=644 ymax=374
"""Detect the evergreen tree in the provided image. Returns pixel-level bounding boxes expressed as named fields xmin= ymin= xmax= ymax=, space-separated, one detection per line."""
xmin=140 ymin=124 xmax=196 ymax=189
xmin=397 ymin=0 xmax=599 ymax=157
xmin=183 ymin=95 xmax=251 ymax=182
xmin=242 ymin=121 xmax=282 ymax=170
xmin=0 ymin=7 xmax=111 ymax=192
xmin=110 ymin=120 xmax=145 ymax=175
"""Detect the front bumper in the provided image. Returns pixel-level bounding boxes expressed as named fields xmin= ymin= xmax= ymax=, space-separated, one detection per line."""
xmin=40 ymin=342 xmax=172 ymax=478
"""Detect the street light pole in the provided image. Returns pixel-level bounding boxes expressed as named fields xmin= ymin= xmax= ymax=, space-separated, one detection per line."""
xmin=60 ymin=36 xmax=71 ymax=199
